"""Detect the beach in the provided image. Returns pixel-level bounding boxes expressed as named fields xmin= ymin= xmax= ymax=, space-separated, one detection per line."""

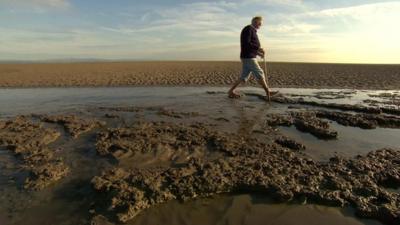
xmin=1 ymin=60 xmax=400 ymax=225
xmin=1 ymin=61 xmax=400 ymax=89
xmin=2 ymin=0 xmax=399 ymax=224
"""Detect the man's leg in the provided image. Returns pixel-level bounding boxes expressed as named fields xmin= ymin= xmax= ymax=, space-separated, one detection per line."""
xmin=228 ymin=59 xmax=250 ymax=98
xmin=258 ymin=77 xmax=271 ymax=101
xmin=228 ymin=78 xmax=244 ymax=98
xmin=249 ymin=59 xmax=271 ymax=101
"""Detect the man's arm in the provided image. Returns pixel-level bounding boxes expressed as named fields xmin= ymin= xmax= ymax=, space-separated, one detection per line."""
xmin=242 ymin=27 xmax=260 ymax=51
xmin=258 ymin=48 xmax=266 ymax=57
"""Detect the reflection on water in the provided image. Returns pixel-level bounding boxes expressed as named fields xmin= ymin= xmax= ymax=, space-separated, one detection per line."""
xmin=0 ymin=86 xmax=398 ymax=117
xmin=280 ymin=122 xmax=400 ymax=161
xmin=131 ymin=194 xmax=381 ymax=225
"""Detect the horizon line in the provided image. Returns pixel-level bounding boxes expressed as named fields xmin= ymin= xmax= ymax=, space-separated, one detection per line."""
xmin=1 ymin=59 xmax=399 ymax=65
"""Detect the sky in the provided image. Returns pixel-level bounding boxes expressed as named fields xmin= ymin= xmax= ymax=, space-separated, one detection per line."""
xmin=0 ymin=0 xmax=399 ymax=63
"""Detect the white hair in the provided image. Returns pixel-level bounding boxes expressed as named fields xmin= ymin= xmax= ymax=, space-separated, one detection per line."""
xmin=251 ymin=16 xmax=263 ymax=25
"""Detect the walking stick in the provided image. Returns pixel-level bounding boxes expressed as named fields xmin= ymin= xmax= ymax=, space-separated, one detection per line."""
xmin=262 ymin=54 xmax=271 ymax=102
xmin=263 ymin=54 xmax=269 ymax=87
xmin=262 ymin=53 xmax=278 ymax=102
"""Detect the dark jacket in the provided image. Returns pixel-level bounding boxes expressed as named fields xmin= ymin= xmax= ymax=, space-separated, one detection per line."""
xmin=240 ymin=25 xmax=260 ymax=59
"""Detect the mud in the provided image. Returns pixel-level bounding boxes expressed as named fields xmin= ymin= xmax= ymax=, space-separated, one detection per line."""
xmin=1 ymin=87 xmax=400 ymax=225
xmin=275 ymin=136 xmax=306 ymax=151
xmin=209 ymin=89 xmax=400 ymax=115
xmin=364 ymin=99 xmax=400 ymax=108
xmin=157 ymin=108 xmax=202 ymax=119
xmin=368 ymin=93 xmax=400 ymax=99
xmin=91 ymin=122 xmax=400 ymax=225
xmin=97 ymin=106 xmax=143 ymax=113
xmin=315 ymin=111 xmax=378 ymax=129
xmin=104 ymin=113 xmax=120 ymax=119
xmin=292 ymin=112 xmax=338 ymax=139
xmin=91 ymin=215 xmax=115 ymax=225
xmin=245 ymin=92 xmax=387 ymax=115
xmin=365 ymin=97 xmax=400 ymax=105
xmin=97 ymin=106 xmax=202 ymax=118
xmin=266 ymin=109 xmax=400 ymax=143
xmin=315 ymin=111 xmax=400 ymax=129
xmin=272 ymin=95 xmax=389 ymax=114
xmin=96 ymin=122 xmax=237 ymax=163
xmin=0 ymin=116 xmax=69 ymax=190
xmin=37 ymin=114 xmax=105 ymax=138
xmin=266 ymin=112 xmax=338 ymax=139
xmin=313 ymin=91 xmax=356 ymax=99
xmin=24 ymin=158 xmax=69 ymax=190
xmin=282 ymin=91 xmax=356 ymax=100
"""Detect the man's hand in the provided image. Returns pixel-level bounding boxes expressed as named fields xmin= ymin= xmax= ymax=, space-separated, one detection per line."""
xmin=258 ymin=48 xmax=266 ymax=57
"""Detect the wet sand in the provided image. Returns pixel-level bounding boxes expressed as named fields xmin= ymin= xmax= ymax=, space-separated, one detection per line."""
xmin=1 ymin=87 xmax=400 ymax=225
xmin=0 ymin=61 xmax=400 ymax=89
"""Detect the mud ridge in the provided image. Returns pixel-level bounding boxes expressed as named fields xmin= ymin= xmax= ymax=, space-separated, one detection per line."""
xmin=265 ymin=112 xmax=338 ymax=139
xmin=272 ymin=95 xmax=400 ymax=115
xmin=97 ymin=106 xmax=203 ymax=119
xmin=91 ymin=122 xmax=400 ymax=225
xmin=96 ymin=122 xmax=246 ymax=161
xmin=275 ymin=136 xmax=306 ymax=151
xmin=36 ymin=114 xmax=105 ymax=138
xmin=315 ymin=110 xmax=400 ymax=129
xmin=0 ymin=116 xmax=69 ymax=190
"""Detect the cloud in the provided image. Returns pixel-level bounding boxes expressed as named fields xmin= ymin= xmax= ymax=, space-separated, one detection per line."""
xmin=1 ymin=0 xmax=399 ymax=63
xmin=297 ymin=1 xmax=400 ymax=39
xmin=243 ymin=0 xmax=305 ymax=8
xmin=268 ymin=23 xmax=320 ymax=34
xmin=254 ymin=1 xmax=400 ymax=63
xmin=306 ymin=1 xmax=400 ymax=18
xmin=99 ymin=1 xmax=247 ymax=44
xmin=1 ymin=0 xmax=70 ymax=9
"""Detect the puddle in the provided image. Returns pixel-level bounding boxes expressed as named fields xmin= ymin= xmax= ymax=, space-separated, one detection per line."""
xmin=280 ymin=121 xmax=400 ymax=161
xmin=130 ymin=194 xmax=381 ymax=225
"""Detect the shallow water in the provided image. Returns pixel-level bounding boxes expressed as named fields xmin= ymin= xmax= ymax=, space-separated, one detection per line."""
xmin=280 ymin=122 xmax=400 ymax=160
xmin=0 ymin=86 xmax=398 ymax=116
xmin=0 ymin=86 xmax=399 ymax=225
xmin=1 ymin=86 xmax=398 ymax=161
xmin=131 ymin=194 xmax=382 ymax=225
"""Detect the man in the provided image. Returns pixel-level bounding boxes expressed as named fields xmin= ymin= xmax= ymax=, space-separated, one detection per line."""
xmin=228 ymin=16 xmax=272 ymax=101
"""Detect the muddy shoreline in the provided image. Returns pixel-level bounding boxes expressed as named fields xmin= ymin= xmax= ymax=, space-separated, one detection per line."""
xmin=1 ymin=88 xmax=400 ymax=225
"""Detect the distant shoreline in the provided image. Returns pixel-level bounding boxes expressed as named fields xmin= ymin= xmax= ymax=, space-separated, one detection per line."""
xmin=0 ymin=60 xmax=399 ymax=66
xmin=0 ymin=61 xmax=399 ymax=89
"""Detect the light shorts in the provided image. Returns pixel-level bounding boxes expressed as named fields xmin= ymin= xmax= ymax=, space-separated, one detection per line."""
xmin=239 ymin=58 xmax=265 ymax=82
